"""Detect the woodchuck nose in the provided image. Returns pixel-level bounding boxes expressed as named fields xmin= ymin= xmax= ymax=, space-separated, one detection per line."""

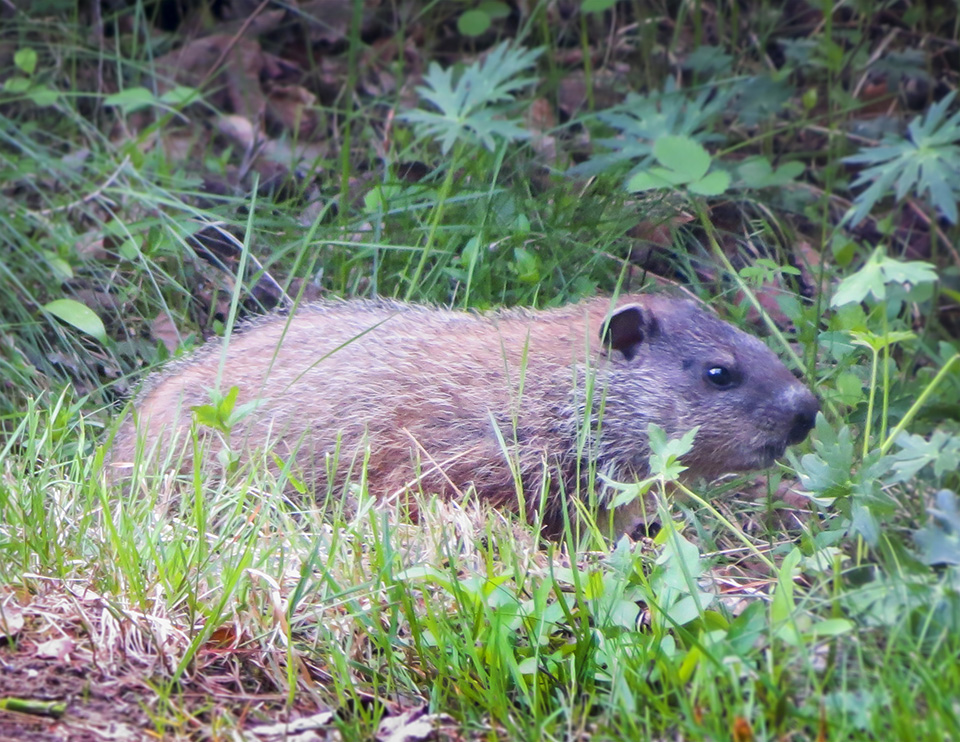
xmin=110 ymin=294 xmax=820 ymax=534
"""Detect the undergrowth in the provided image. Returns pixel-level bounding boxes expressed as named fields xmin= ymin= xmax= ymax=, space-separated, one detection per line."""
xmin=1 ymin=1 xmax=959 ymax=740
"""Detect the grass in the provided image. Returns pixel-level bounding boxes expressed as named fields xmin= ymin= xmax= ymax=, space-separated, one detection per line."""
xmin=4 ymin=389 xmax=960 ymax=739
xmin=2 ymin=0 xmax=960 ymax=739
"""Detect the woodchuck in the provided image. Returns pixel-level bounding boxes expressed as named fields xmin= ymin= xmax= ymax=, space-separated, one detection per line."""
xmin=110 ymin=294 xmax=819 ymax=534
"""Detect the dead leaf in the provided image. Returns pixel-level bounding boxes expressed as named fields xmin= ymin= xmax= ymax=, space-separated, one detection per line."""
xmin=70 ymin=288 xmax=121 ymax=316
xmin=526 ymin=98 xmax=559 ymax=164
xmin=154 ymin=35 xmax=267 ymax=122
xmin=161 ymin=126 xmax=209 ymax=165
xmin=736 ymin=284 xmax=791 ymax=327
xmin=628 ymin=211 xmax=695 ymax=250
xmin=298 ymin=0 xmax=384 ymax=45
xmin=218 ymin=114 xmax=259 ymax=151
xmin=377 ymin=706 xmax=457 ymax=742
xmin=789 ymin=239 xmax=822 ymax=296
xmin=259 ymin=138 xmax=331 ymax=172
xmin=245 ymin=710 xmax=335 ymax=741
xmin=266 ymin=85 xmax=320 ymax=140
xmin=150 ymin=314 xmax=182 ymax=354
xmin=73 ymin=231 xmax=109 ymax=261
xmin=732 ymin=715 xmax=754 ymax=742
xmin=35 ymin=636 xmax=74 ymax=661
xmin=219 ymin=6 xmax=286 ymax=38
xmin=205 ymin=623 xmax=242 ymax=649
xmin=556 ymin=69 xmax=624 ymax=118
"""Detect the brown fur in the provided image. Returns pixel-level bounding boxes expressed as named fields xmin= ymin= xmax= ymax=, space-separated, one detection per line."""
xmin=110 ymin=295 xmax=819 ymax=533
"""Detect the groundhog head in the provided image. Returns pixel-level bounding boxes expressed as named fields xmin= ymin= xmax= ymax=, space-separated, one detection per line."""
xmin=600 ymin=297 xmax=820 ymax=479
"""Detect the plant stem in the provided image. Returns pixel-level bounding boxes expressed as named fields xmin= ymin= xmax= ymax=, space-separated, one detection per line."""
xmin=404 ymin=147 xmax=459 ymax=300
xmin=337 ymin=0 xmax=365 ymax=227
xmin=677 ymin=483 xmax=776 ymax=570
xmin=880 ymin=353 xmax=960 ymax=455
xmin=696 ymin=210 xmax=805 ymax=372
xmin=862 ymin=344 xmax=879 ymax=460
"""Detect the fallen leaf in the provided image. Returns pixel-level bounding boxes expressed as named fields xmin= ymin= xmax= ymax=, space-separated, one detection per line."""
xmin=151 ymin=313 xmax=182 ymax=354
xmin=245 ymin=710 xmax=335 ymax=741
xmin=154 ymin=35 xmax=267 ymax=122
xmin=266 ymin=85 xmax=320 ymax=140
xmin=377 ymin=706 xmax=457 ymax=742
xmin=218 ymin=114 xmax=258 ymax=151
xmin=732 ymin=715 xmax=753 ymax=742
xmin=35 ymin=636 xmax=74 ymax=661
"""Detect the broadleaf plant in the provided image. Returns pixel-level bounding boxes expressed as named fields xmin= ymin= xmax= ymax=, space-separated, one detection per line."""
xmin=568 ymin=80 xmax=730 ymax=179
xmin=626 ymin=135 xmax=731 ymax=196
xmin=830 ymin=247 xmax=937 ymax=307
xmin=843 ymin=91 xmax=960 ymax=225
xmin=401 ymin=42 xmax=542 ymax=154
xmin=915 ymin=489 xmax=960 ymax=566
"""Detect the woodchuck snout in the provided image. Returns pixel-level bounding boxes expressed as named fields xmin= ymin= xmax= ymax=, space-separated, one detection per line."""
xmin=110 ymin=294 xmax=819 ymax=533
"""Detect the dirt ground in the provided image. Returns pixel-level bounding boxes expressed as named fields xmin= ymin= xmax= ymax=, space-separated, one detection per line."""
xmin=0 ymin=643 xmax=152 ymax=742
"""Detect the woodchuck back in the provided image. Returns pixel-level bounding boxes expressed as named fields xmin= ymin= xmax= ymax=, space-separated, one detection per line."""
xmin=110 ymin=294 xmax=819 ymax=533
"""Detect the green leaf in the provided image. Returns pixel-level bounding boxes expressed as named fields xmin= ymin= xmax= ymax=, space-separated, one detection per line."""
xmin=832 ymin=247 xmax=938 ymax=307
xmin=770 ymin=547 xmax=802 ymax=644
xmin=796 ymin=415 xmax=856 ymax=500
xmin=607 ymin=598 xmax=642 ymax=629
xmin=606 ymin=475 xmax=655 ymax=509
xmin=104 ymin=87 xmax=158 ymax=114
xmin=14 ymin=48 xmax=37 ymax=75
xmin=725 ymin=601 xmax=767 ymax=655
xmin=688 ymin=169 xmax=730 ymax=196
xmin=649 ymin=527 xmax=713 ymax=628
xmin=457 ymin=9 xmax=491 ymax=37
xmin=878 ymin=253 xmax=938 ymax=287
xmin=118 ymin=238 xmax=141 ymax=260
xmin=654 ymin=135 xmax=711 ymax=180
xmin=512 ymin=246 xmax=540 ymax=283
xmin=159 ymin=85 xmax=200 ymax=107
xmin=43 ymin=299 xmax=107 ymax=344
xmin=647 ymin=422 xmax=697 ymax=480
xmin=479 ymin=1 xmax=510 ymax=18
xmin=683 ymin=45 xmax=733 ymax=76
xmin=4 ymin=77 xmax=31 ymax=94
xmin=844 ymin=91 xmax=960 ymax=225
xmin=849 ymin=329 xmax=916 ymax=352
xmin=730 ymin=74 xmax=793 ymax=126
xmin=831 ymin=249 xmax=886 ymax=306
xmin=625 ymin=169 xmax=679 ymax=192
xmin=830 ymin=235 xmax=857 ymax=266
xmin=191 ymin=385 xmax=262 ymax=434
xmin=625 ymin=135 xmax=729 ymax=196
xmin=41 ymin=251 xmax=73 ymax=281
xmin=739 ymin=257 xmax=801 ymax=286
xmin=400 ymin=42 xmax=542 ymax=154
xmin=582 ymin=0 xmax=618 ymax=10
xmin=807 ymin=618 xmax=855 ymax=637
xmin=834 ymin=372 xmax=863 ymax=406
xmin=852 ymin=502 xmax=880 ymax=545
xmin=915 ymin=490 xmax=960 ymax=566
xmin=737 ymin=157 xmax=774 ymax=187
xmin=890 ymin=431 xmax=960 ymax=483
xmin=568 ymin=81 xmax=731 ymax=178
xmin=738 ymin=157 xmax=804 ymax=188
xmin=27 ymin=85 xmax=58 ymax=107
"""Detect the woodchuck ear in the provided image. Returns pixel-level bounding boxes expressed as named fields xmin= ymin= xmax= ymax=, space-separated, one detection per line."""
xmin=600 ymin=304 xmax=658 ymax=361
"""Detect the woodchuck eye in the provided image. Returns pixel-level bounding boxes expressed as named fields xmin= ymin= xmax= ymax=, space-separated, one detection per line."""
xmin=704 ymin=365 xmax=738 ymax=389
